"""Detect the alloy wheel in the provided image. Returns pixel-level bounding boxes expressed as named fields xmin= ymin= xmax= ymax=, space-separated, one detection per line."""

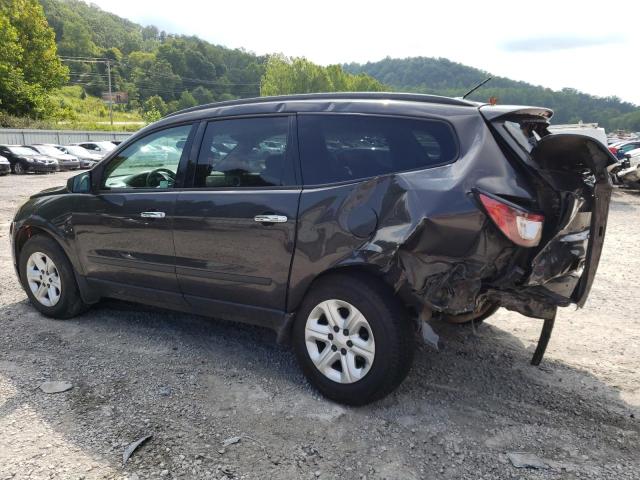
xmin=304 ymin=299 xmax=376 ymax=383
xmin=26 ymin=252 xmax=62 ymax=307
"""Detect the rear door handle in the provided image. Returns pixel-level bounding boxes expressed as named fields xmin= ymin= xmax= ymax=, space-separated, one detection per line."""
xmin=140 ymin=211 xmax=165 ymax=218
xmin=254 ymin=214 xmax=288 ymax=223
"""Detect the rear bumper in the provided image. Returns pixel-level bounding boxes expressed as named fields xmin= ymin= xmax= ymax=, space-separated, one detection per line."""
xmin=0 ymin=164 xmax=10 ymax=175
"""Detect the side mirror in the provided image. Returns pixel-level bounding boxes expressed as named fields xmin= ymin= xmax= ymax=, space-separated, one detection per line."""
xmin=67 ymin=171 xmax=92 ymax=193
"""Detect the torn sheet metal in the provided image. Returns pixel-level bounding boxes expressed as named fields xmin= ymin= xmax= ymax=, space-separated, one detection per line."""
xmin=288 ymin=111 xmax=614 ymax=328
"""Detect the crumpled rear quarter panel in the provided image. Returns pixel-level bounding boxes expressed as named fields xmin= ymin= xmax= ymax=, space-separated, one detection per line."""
xmin=287 ymin=113 xmax=536 ymax=315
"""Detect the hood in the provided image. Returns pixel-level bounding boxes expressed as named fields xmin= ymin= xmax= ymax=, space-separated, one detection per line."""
xmin=30 ymin=184 xmax=68 ymax=198
xmin=49 ymin=152 xmax=77 ymax=161
xmin=77 ymin=152 xmax=102 ymax=160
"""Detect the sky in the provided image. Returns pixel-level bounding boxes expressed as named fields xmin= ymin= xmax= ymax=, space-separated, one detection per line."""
xmin=90 ymin=0 xmax=640 ymax=105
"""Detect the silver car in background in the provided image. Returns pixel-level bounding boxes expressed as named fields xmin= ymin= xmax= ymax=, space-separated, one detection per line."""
xmin=28 ymin=145 xmax=80 ymax=171
xmin=55 ymin=145 xmax=103 ymax=169
xmin=72 ymin=141 xmax=117 ymax=156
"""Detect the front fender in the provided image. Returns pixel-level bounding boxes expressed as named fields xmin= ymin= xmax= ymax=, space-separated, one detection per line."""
xmin=12 ymin=195 xmax=85 ymax=278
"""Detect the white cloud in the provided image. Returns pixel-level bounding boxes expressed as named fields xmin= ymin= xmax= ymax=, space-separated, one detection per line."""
xmin=89 ymin=0 xmax=640 ymax=105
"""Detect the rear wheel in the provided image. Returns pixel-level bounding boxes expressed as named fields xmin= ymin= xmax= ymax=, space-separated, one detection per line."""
xmin=293 ymin=273 xmax=414 ymax=405
xmin=19 ymin=235 xmax=88 ymax=319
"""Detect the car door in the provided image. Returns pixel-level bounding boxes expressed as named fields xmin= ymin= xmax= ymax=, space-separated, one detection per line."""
xmin=73 ymin=123 xmax=195 ymax=306
xmin=172 ymin=116 xmax=301 ymax=324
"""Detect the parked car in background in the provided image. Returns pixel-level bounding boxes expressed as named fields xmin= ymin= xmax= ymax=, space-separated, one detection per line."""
xmin=0 ymin=155 xmax=10 ymax=175
xmin=611 ymin=140 xmax=640 ymax=160
xmin=9 ymin=93 xmax=616 ymax=405
xmin=548 ymin=123 xmax=607 ymax=146
xmin=28 ymin=145 xmax=80 ymax=171
xmin=72 ymin=141 xmax=116 ymax=155
xmin=0 ymin=145 xmax=58 ymax=174
xmin=55 ymin=145 xmax=103 ymax=169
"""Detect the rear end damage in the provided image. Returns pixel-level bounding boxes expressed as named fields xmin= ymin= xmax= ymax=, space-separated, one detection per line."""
xmin=478 ymin=107 xmax=615 ymax=362
xmin=289 ymin=104 xmax=614 ymax=365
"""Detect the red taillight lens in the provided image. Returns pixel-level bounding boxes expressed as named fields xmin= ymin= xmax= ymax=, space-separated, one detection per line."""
xmin=608 ymin=146 xmax=618 ymax=154
xmin=478 ymin=193 xmax=544 ymax=248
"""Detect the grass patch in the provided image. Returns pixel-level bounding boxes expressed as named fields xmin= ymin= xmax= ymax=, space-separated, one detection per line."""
xmin=50 ymin=86 xmax=144 ymax=131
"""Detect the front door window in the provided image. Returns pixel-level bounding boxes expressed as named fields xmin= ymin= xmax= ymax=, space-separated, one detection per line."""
xmin=102 ymin=125 xmax=192 ymax=189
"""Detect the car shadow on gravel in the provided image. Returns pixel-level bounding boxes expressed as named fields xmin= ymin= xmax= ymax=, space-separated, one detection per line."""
xmin=1 ymin=299 xmax=638 ymax=477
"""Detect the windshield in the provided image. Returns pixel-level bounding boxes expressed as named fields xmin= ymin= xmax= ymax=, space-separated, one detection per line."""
xmin=8 ymin=146 xmax=38 ymax=155
xmin=98 ymin=142 xmax=116 ymax=151
xmin=66 ymin=146 xmax=90 ymax=155
xmin=34 ymin=145 xmax=62 ymax=155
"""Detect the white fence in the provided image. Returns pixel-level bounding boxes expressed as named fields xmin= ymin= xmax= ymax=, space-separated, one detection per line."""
xmin=0 ymin=129 xmax=134 ymax=145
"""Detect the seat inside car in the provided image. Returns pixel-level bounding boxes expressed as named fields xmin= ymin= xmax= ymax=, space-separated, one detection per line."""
xmin=261 ymin=154 xmax=284 ymax=186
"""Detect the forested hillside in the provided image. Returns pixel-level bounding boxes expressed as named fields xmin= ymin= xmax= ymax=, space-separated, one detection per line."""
xmin=40 ymin=0 xmax=266 ymax=117
xmin=37 ymin=0 xmax=384 ymax=122
xmin=344 ymin=57 xmax=640 ymax=130
xmin=2 ymin=0 xmax=638 ymax=131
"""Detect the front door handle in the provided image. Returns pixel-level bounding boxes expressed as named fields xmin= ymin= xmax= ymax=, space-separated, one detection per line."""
xmin=140 ymin=211 xmax=165 ymax=218
xmin=254 ymin=214 xmax=288 ymax=223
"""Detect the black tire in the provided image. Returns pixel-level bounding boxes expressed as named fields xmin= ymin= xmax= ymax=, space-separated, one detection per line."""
xmin=19 ymin=235 xmax=88 ymax=319
xmin=293 ymin=272 xmax=414 ymax=406
xmin=13 ymin=162 xmax=25 ymax=175
xmin=442 ymin=300 xmax=500 ymax=326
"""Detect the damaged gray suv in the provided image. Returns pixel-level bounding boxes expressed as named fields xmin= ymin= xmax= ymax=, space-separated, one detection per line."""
xmin=10 ymin=93 xmax=615 ymax=405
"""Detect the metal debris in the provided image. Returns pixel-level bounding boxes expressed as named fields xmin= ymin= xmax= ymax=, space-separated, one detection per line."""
xmin=507 ymin=452 xmax=549 ymax=469
xmin=39 ymin=381 xmax=73 ymax=394
xmin=222 ymin=436 xmax=241 ymax=447
xmin=122 ymin=434 xmax=152 ymax=466
xmin=419 ymin=308 xmax=442 ymax=350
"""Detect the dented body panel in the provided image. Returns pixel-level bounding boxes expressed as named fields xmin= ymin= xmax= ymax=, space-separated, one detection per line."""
xmin=290 ymin=103 xmax=615 ymax=323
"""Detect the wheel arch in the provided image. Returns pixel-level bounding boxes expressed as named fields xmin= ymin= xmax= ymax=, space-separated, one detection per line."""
xmin=278 ymin=263 xmax=412 ymax=345
xmin=288 ymin=264 xmax=387 ymax=313
xmin=13 ymin=223 xmax=99 ymax=304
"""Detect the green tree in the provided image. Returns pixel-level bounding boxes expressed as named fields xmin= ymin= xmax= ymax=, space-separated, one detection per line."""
xmin=57 ymin=21 xmax=97 ymax=57
xmin=192 ymin=86 xmax=214 ymax=105
xmin=0 ymin=0 xmax=68 ymax=117
xmin=260 ymin=55 xmax=385 ymax=96
xmin=177 ymin=90 xmax=197 ymax=110
xmin=142 ymin=94 xmax=167 ymax=122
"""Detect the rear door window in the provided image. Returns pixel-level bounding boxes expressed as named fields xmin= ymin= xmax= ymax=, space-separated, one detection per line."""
xmin=298 ymin=114 xmax=457 ymax=185
xmin=193 ymin=116 xmax=295 ymax=188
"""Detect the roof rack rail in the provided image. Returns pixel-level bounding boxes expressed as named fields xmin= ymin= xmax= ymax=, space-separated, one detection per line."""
xmin=165 ymin=92 xmax=475 ymax=118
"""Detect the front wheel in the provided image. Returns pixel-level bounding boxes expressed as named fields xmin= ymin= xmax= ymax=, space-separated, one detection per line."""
xmin=19 ymin=235 xmax=88 ymax=319
xmin=13 ymin=162 xmax=25 ymax=174
xmin=293 ymin=273 xmax=414 ymax=405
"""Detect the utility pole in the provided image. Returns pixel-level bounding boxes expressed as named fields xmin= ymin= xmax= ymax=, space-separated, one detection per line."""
xmin=106 ymin=60 xmax=113 ymax=127
xmin=60 ymin=57 xmax=115 ymax=130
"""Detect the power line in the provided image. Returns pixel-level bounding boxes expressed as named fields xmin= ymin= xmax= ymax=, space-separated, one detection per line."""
xmin=60 ymin=55 xmax=262 ymax=87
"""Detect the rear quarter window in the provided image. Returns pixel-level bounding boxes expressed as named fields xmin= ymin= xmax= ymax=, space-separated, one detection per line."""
xmin=298 ymin=114 xmax=457 ymax=185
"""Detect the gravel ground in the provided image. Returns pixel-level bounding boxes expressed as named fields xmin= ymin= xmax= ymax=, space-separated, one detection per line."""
xmin=0 ymin=171 xmax=638 ymax=480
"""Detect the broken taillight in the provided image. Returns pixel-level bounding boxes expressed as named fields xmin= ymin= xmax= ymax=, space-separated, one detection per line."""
xmin=478 ymin=192 xmax=544 ymax=247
